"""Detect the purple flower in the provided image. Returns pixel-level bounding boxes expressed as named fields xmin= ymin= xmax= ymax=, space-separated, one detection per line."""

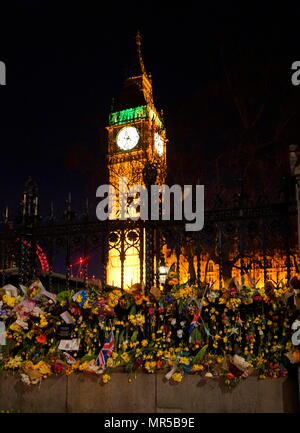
xmin=133 ymin=359 xmax=143 ymax=369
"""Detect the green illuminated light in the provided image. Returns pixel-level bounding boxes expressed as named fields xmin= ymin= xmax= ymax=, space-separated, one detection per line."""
xmin=109 ymin=105 xmax=147 ymax=125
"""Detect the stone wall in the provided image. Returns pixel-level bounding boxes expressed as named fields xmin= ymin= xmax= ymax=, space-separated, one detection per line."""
xmin=0 ymin=372 xmax=298 ymax=413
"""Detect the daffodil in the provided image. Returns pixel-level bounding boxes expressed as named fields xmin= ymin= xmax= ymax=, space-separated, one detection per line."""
xmin=102 ymin=374 xmax=111 ymax=384
xmin=171 ymin=372 xmax=183 ymax=382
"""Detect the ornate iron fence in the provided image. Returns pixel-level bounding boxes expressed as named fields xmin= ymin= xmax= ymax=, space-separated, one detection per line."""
xmin=0 ymin=176 xmax=298 ymax=292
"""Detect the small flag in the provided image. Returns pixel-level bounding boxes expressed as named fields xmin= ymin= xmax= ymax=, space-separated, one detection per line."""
xmin=189 ymin=312 xmax=200 ymax=334
xmin=95 ymin=331 xmax=115 ymax=369
xmin=63 ymin=352 xmax=76 ymax=364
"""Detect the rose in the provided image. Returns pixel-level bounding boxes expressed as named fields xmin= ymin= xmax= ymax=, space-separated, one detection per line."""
xmin=51 ymin=362 xmax=65 ymax=374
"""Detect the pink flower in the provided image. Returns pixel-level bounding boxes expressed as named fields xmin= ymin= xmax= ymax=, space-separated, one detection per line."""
xmin=14 ymin=299 xmax=36 ymax=319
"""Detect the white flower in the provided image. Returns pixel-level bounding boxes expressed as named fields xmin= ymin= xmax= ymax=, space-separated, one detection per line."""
xmin=291 ymin=320 xmax=300 ymax=330
xmin=204 ymin=372 xmax=213 ymax=378
xmin=177 ymin=329 xmax=183 ymax=338
xmin=180 ymin=321 xmax=186 ymax=327
xmin=207 ymin=291 xmax=219 ymax=302
xmin=171 ymin=319 xmax=176 ymax=326
xmin=20 ymin=374 xmax=31 ymax=386
xmin=16 ymin=319 xmax=28 ymax=330
xmin=86 ymin=361 xmax=103 ymax=374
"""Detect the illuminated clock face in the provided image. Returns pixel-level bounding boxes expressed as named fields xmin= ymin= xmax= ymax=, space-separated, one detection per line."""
xmin=154 ymin=132 xmax=164 ymax=156
xmin=116 ymin=126 xmax=140 ymax=151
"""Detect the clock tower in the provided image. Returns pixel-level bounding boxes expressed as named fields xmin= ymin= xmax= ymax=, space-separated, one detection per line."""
xmin=106 ymin=32 xmax=167 ymax=289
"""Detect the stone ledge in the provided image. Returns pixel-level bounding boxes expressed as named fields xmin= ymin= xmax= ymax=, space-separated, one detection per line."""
xmin=0 ymin=372 xmax=298 ymax=413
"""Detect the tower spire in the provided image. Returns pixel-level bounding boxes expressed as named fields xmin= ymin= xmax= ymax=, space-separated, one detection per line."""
xmin=135 ymin=31 xmax=146 ymax=76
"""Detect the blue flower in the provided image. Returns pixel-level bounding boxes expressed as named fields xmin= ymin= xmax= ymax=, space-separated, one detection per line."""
xmin=165 ymin=294 xmax=174 ymax=303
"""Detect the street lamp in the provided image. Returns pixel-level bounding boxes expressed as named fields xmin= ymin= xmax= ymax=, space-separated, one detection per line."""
xmin=158 ymin=256 xmax=169 ymax=285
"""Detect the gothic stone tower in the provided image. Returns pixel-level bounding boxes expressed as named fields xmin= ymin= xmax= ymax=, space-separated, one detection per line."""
xmin=106 ymin=32 xmax=167 ymax=289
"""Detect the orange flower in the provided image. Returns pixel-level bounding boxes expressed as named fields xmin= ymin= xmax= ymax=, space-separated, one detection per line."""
xmin=36 ymin=334 xmax=47 ymax=344
xmin=134 ymin=293 xmax=144 ymax=305
xmin=226 ymin=372 xmax=235 ymax=380
xmin=156 ymin=360 xmax=164 ymax=369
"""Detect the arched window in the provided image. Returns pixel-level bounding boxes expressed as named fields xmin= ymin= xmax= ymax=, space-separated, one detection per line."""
xmin=208 ymin=262 xmax=214 ymax=273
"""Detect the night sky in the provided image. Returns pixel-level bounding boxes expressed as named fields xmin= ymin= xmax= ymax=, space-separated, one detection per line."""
xmin=1 ymin=1 xmax=300 ymax=219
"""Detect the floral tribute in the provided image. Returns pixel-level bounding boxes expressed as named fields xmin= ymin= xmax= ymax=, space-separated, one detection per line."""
xmin=0 ymin=272 xmax=299 ymax=388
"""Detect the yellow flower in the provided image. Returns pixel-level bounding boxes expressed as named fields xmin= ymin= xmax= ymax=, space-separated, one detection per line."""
xmin=145 ymin=361 xmax=156 ymax=373
xmin=35 ymin=361 xmax=51 ymax=376
xmin=79 ymin=362 xmax=89 ymax=371
xmin=2 ymin=295 xmax=16 ymax=307
xmin=4 ymin=356 xmax=23 ymax=369
xmin=25 ymin=330 xmax=34 ymax=339
xmin=102 ymin=374 xmax=111 ymax=384
xmin=9 ymin=323 xmax=21 ymax=332
xmin=107 ymin=294 xmax=118 ymax=307
xmin=191 ymin=364 xmax=204 ymax=371
xmin=179 ymin=357 xmax=190 ymax=365
xmin=121 ymin=352 xmax=130 ymax=363
xmin=39 ymin=314 xmax=48 ymax=328
xmin=141 ymin=339 xmax=148 ymax=347
xmin=107 ymin=358 xmax=114 ymax=368
xmin=128 ymin=313 xmax=145 ymax=326
xmin=83 ymin=300 xmax=92 ymax=309
xmin=171 ymin=372 xmax=183 ymax=382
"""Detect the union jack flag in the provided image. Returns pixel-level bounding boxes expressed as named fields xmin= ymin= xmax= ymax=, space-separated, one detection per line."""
xmin=95 ymin=331 xmax=115 ymax=368
xmin=189 ymin=312 xmax=200 ymax=334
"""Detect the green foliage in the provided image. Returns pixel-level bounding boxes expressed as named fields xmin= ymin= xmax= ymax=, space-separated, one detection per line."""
xmin=192 ymin=345 xmax=208 ymax=365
